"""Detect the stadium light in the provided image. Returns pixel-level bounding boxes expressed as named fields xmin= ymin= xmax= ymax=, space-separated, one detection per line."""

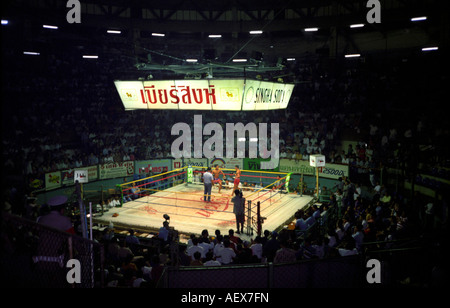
xmin=421 ymin=47 xmax=438 ymax=51
xmin=83 ymin=55 xmax=99 ymax=59
xmin=1 ymin=20 xmax=8 ymax=25
xmin=208 ymin=34 xmax=222 ymax=38
xmin=249 ymin=30 xmax=263 ymax=34
xmin=345 ymin=54 xmax=361 ymax=58
xmin=350 ymin=24 xmax=365 ymax=28
xmin=107 ymin=30 xmax=121 ymax=34
xmin=152 ymin=33 xmax=165 ymax=37
xmin=43 ymin=24 xmax=58 ymax=29
xmin=411 ymin=16 xmax=427 ymax=22
xmin=23 ymin=51 xmax=40 ymax=56
xmin=304 ymin=27 xmax=319 ymax=32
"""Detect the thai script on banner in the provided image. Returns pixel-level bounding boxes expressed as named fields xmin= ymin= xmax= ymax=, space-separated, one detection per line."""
xmin=209 ymin=157 xmax=243 ymax=170
xmin=135 ymin=159 xmax=172 ymax=175
xmin=114 ymin=79 xmax=294 ymax=111
xmin=99 ymin=161 xmax=135 ymax=180
xmin=173 ymin=158 xmax=208 ymax=169
xmin=140 ymin=84 xmax=216 ymax=106
xmin=279 ymin=159 xmax=349 ymax=179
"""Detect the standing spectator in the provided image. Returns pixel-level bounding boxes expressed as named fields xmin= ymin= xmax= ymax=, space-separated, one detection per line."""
xmin=232 ymin=189 xmax=245 ymax=234
xmin=158 ymin=221 xmax=170 ymax=245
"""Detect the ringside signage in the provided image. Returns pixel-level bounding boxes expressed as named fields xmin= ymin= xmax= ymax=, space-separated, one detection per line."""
xmin=114 ymin=79 xmax=294 ymax=111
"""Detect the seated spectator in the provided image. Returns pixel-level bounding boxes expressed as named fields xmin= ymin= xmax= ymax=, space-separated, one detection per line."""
xmin=234 ymin=241 xmax=253 ymax=264
xmin=178 ymin=245 xmax=191 ymax=266
xmin=130 ymin=183 xmax=140 ymax=199
xmin=190 ymin=251 xmax=203 ymax=266
xmin=203 ymin=251 xmax=221 ymax=266
xmin=263 ymin=231 xmax=280 ymax=262
xmin=186 ymin=237 xmax=205 ymax=262
xmin=295 ymin=210 xmax=308 ymax=231
xmin=149 ymin=255 xmax=164 ymax=286
xmin=305 ymin=209 xmax=316 ymax=227
xmin=250 ymin=236 xmax=263 ymax=262
xmin=337 ymin=240 xmax=358 ymax=257
xmin=213 ymin=234 xmax=225 ymax=259
xmin=352 ymin=225 xmax=365 ymax=252
xmin=118 ymin=240 xmax=134 ymax=263
xmin=125 ymin=229 xmax=140 ymax=247
xmin=274 ymin=239 xmax=296 ymax=264
xmin=311 ymin=204 xmax=321 ymax=220
xmin=216 ymin=239 xmax=236 ymax=265
xmin=228 ymin=229 xmax=240 ymax=245
xmin=198 ymin=237 xmax=212 ymax=260
xmin=120 ymin=254 xmax=138 ymax=287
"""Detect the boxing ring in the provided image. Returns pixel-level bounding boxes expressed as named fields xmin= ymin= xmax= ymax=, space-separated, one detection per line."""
xmin=93 ymin=166 xmax=314 ymax=238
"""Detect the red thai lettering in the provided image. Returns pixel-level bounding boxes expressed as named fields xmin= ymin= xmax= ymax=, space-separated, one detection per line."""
xmin=141 ymin=86 xmax=157 ymax=104
xmin=180 ymin=86 xmax=191 ymax=104
xmin=192 ymin=88 xmax=203 ymax=104
xmin=140 ymin=89 xmax=147 ymax=104
xmin=170 ymin=86 xmax=180 ymax=104
xmin=205 ymin=86 xmax=216 ymax=104
xmin=158 ymin=89 xmax=169 ymax=104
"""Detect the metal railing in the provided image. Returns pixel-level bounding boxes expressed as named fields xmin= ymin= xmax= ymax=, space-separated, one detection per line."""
xmin=1 ymin=212 xmax=104 ymax=288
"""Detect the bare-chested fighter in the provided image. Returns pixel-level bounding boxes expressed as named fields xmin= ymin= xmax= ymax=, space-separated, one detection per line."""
xmin=231 ymin=165 xmax=241 ymax=196
xmin=211 ymin=164 xmax=226 ymax=193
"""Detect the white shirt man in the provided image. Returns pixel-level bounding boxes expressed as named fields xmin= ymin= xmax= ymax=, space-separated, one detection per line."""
xmin=250 ymin=242 xmax=263 ymax=260
xmin=216 ymin=241 xmax=236 ymax=265
xmin=187 ymin=238 xmax=205 ymax=261
xmin=203 ymin=168 xmax=214 ymax=202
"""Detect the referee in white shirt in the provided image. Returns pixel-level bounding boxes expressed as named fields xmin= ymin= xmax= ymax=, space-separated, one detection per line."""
xmin=203 ymin=167 xmax=214 ymax=202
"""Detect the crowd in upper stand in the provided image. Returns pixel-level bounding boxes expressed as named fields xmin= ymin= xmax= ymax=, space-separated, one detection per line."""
xmin=3 ymin=47 xmax=448 ymax=192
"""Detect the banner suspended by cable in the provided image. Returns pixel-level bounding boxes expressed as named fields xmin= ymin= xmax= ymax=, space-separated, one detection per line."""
xmin=114 ymin=79 xmax=294 ymax=111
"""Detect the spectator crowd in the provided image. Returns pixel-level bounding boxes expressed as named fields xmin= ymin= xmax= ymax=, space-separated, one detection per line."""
xmin=1 ymin=34 xmax=448 ymax=288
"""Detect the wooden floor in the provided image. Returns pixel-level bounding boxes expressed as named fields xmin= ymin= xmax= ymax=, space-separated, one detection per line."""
xmin=93 ymin=182 xmax=314 ymax=240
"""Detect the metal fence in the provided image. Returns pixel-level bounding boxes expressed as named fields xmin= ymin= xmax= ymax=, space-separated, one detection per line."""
xmin=160 ymin=255 xmax=362 ymax=288
xmin=1 ymin=212 xmax=104 ymax=288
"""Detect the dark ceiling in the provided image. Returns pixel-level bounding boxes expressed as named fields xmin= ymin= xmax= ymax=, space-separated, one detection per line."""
xmin=1 ymin=0 xmax=448 ymax=78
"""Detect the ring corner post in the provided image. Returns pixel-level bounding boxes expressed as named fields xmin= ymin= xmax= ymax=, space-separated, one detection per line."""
xmin=246 ymin=199 xmax=252 ymax=236
xmin=186 ymin=165 xmax=193 ymax=185
xmin=285 ymin=172 xmax=292 ymax=193
xmin=257 ymin=201 xmax=262 ymax=237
